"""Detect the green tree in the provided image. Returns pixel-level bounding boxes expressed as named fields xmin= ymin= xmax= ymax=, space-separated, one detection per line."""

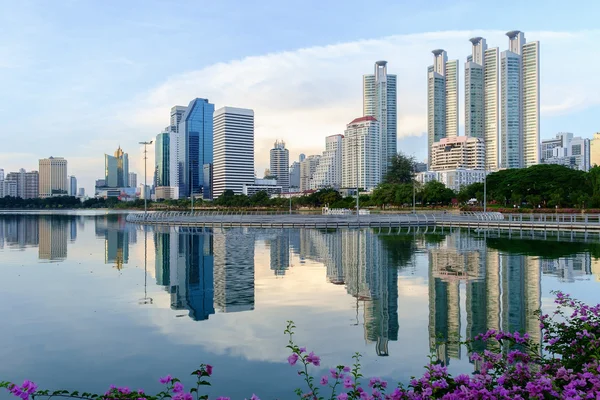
xmin=383 ymin=152 xmax=415 ymax=184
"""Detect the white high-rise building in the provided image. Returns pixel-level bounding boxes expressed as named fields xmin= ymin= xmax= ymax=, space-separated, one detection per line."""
xmin=465 ymin=37 xmax=499 ymax=170
xmin=300 ymin=155 xmax=321 ymax=192
xmin=39 ymin=157 xmax=68 ymax=198
xmin=310 ymin=134 xmax=343 ymax=190
xmin=501 ymin=31 xmax=540 ymax=169
xmin=270 ymin=140 xmax=289 ymax=192
xmin=427 ymin=50 xmax=459 ymax=164
xmin=342 ymin=116 xmax=381 ymax=191
xmin=212 ymin=107 xmax=254 ymax=198
xmin=363 ymin=61 xmax=397 ymax=176
xmin=0 ymin=169 xmax=4 ymax=181
xmin=128 ymin=172 xmax=137 ymax=188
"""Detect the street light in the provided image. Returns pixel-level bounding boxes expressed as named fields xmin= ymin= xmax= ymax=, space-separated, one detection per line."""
xmin=139 ymin=140 xmax=153 ymax=218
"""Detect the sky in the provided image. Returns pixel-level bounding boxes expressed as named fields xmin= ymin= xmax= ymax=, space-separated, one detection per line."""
xmin=1 ymin=0 xmax=600 ymax=195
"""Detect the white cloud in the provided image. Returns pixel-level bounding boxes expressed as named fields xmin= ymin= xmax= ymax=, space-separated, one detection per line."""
xmin=123 ymin=29 xmax=600 ymax=175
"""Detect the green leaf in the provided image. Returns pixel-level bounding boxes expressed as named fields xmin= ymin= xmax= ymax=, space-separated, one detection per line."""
xmin=189 ymin=388 xmax=198 ymax=393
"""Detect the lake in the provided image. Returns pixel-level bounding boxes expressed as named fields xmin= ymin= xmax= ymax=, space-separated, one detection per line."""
xmin=0 ymin=211 xmax=599 ymax=399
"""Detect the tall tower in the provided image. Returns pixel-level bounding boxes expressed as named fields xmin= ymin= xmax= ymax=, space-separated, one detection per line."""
xmin=465 ymin=37 xmax=500 ymax=170
xmin=501 ymin=31 xmax=539 ymax=169
xmin=363 ymin=61 xmax=397 ymax=177
xmin=427 ymin=50 xmax=458 ymax=164
xmin=178 ymin=98 xmax=215 ymax=197
xmin=155 ymin=131 xmax=170 ymax=187
xmin=212 ymin=107 xmax=255 ymax=198
xmin=270 ymin=140 xmax=290 ymax=192
xmin=38 ymin=157 xmax=68 ymax=198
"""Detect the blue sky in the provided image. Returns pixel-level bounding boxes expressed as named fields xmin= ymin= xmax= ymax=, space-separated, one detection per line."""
xmin=1 ymin=0 xmax=600 ymax=193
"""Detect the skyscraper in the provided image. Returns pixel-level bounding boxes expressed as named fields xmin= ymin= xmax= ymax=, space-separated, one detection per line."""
xmin=363 ymin=61 xmax=397 ymax=176
xmin=68 ymin=176 xmax=77 ymax=196
xmin=501 ymin=31 xmax=540 ymax=168
xmin=105 ymin=146 xmax=129 ymax=187
xmin=270 ymin=140 xmax=290 ymax=192
xmin=177 ymin=98 xmax=214 ymax=197
xmin=128 ymin=172 xmax=137 ymax=189
xmin=39 ymin=157 xmax=68 ymax=198
xmin=310 ymin=134 xmax=343 ymax=190
xmin=465 ymin=38 xmax=500 ymax=170
xmin=300 ymin=154 xmax=320 ymax=192
xmin=342 ymin=116 xmax=381 ymax=191
xmin=155 ymin=131 xmax=170 ymax=187
xmin=212 ymin=106 xmax=255 ymax=198
xmin=427 ymin=50 xmax=459 ymax=164
xmin=170 ymin=106 xmax=187 ymax=133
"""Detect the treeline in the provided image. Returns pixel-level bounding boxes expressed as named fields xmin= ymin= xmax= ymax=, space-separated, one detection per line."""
xmin=370 ymin=154 xmax=600 ymax=209
xmin=0 ymin=196 xmax=147 ymax=209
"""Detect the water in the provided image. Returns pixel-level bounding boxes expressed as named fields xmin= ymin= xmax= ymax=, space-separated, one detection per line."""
xmin=0 ymin=212 xmax=599 ymax=399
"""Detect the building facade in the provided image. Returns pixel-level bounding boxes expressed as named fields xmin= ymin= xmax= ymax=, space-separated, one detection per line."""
xmin=300 ymin=155 xmax=321 ymax=192
xmin=128 ymin=173 xmax=137 ymax=189
xmin=310 ymin=134 xmax=343 ymax=190
xmin=289 ymin=161 xmax=301 ymax=191
xmin=541 ymin=132 xmax=591 ymax=171
xmin=69 ymin=176 xmax=77 ymax=196
xmin=0 ymin=180 xmax=17 ymax=197
xmin=501 ymin=31 xmax=540 ymax=169
xmin=363 ymin=61 xmax=397 ymax=176
xmin=4 ymin=169 xmax=39 ymax=199
xmin=155 ymin=131 xmax=170 ymax=187
xmin=464 ymin=37 xmax=499 ymax=170
xmin=416 ymin=169 xmax=486 ymax=191
xmin=430 ymin=136 xmax=485 ymax=171
xmin=177 ymin=98 xmax=214 ymax=197
xmin=39 ymin=157 xmax=68 ymax=198
xmin=212 ymin=107 xmax=254 ymax=198
xmin=427 ymin=50 xmax=459 ymax=164
xmin=105 ymin=146 xmax=129 ymax=188
xmin=242 ymin=178 xmax=282 ymax=196
xmin=342 ymin=116 xmax=381 ymax=191
xmin=591 ymin=132 xmax=600 ymax=168
xmin=269 ymin=140 xmax=290 ymax=192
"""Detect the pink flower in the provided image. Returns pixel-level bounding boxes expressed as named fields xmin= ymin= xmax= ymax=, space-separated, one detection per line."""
xmin=337 ymin=393 xmax=348 ymax=400
xmin=288 ymin=353 xmax=299 ymax=366
xmin=206 ymin=364 xmax=213 ymax=376
xmin=306 ymin=352 xmax=321 ymax=366
xmin=216 ymin=397 xmax=231 ymax=400
xmin=249 ymin=395 xmax=260 ymax=400
xmin=159 ymin=375 xmax=172 ymax=384
xmin=320 ymin=376 xmax=329 ymax=385
xmin=343 ymin=377 xmax=353 ymax=388
xmin=299 ymin=347 xmax=307 ymax=353
xmin=343 ymin=366 xmax=351 ymax=373
xmin=173 ymin=382 xmax=184 ymax=393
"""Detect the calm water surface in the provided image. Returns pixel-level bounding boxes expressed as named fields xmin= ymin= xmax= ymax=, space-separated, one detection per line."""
xmin=0 ymin=212 xmax=599 ymax=399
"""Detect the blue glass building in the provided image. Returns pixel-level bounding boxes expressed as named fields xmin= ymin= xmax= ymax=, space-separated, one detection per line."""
xmin=155 ymin=132 xmax=170 ymax=187
xmin=179 ymin=98 xmax=214 ymax=197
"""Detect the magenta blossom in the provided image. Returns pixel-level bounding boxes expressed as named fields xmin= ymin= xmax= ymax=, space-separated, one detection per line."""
xmin=287 ymin=353 xmax=299 ymax=366
xmin=216 ymin=397 xmax=231 ymax=400
xmin=306 ymin=351 xmax=321 ymax=366
xmin=343 ymin=377 xmax=353 ymax=389
xmin=249 ymin=395 xmax=260 ymax=400
xmin=206 ymin=364 xmax=213 ymax=376
xmin=173 ymin=382 xmax=184 ymax=393
xmin=159 ymin=375 xmax=172 ymax=384
xmin=337 ymin=393 xmax=348 ymax=400
xmin=320 ymin=375 xmax=329 ymax=385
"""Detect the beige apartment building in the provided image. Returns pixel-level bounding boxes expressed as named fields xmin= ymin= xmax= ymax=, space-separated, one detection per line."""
xmin=429 ymin=136 xmax=485 ymax=171
xmin=39 ymin=157 xmax=68 ymax=198
xmin=591 ymin=132 xmax=600 ymax=168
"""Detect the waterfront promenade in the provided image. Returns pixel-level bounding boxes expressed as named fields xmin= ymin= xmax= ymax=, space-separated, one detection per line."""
xmin=126 ymin=211 xmax=600 ymax=232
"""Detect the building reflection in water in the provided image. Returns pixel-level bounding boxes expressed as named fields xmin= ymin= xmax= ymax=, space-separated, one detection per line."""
xmin=0 ymin=215 xmax=39 ymax=250
xmin=39 ymin=216 xmax=68 ymax=261
xmin=95 ymin=214 xmax=135 ymax=270
xmin=154 ymin=227 xmax=255 ymax=320
xmin=427 ymin=230 xmax=541 ymax=367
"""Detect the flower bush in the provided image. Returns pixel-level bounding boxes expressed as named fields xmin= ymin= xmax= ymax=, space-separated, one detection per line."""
xmin=2 ymin=292 xmax=600 ymax=399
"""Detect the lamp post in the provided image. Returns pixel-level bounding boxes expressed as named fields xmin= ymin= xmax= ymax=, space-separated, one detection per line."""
xmin=139 ymin=140 xmax=153 ymax=218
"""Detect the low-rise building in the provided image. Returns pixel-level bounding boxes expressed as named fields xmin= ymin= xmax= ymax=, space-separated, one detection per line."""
xmin=155 ymin=186 xmax=179 ymax=200
xmin=242 ymin=178 xmax=282 ymax=196
xmin=541 ymin=132 xmax=591 ymax=171
xmin=429 ymin=136 xmax=485 ymax=171
xmin=416 ymin=169 xmax=486 ymax=191
xmin=0 ymin=180 xmax=18 ymax=197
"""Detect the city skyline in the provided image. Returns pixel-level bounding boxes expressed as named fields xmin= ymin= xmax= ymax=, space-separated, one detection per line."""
xmin=3 ymin=1 xmax=600 ymax=193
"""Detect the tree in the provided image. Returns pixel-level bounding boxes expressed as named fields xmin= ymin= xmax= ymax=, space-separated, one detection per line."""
xmin=383 ymin=152 xmax=415 ymax=185
xmin=421 ymin=181 xmax=454 ymax=205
